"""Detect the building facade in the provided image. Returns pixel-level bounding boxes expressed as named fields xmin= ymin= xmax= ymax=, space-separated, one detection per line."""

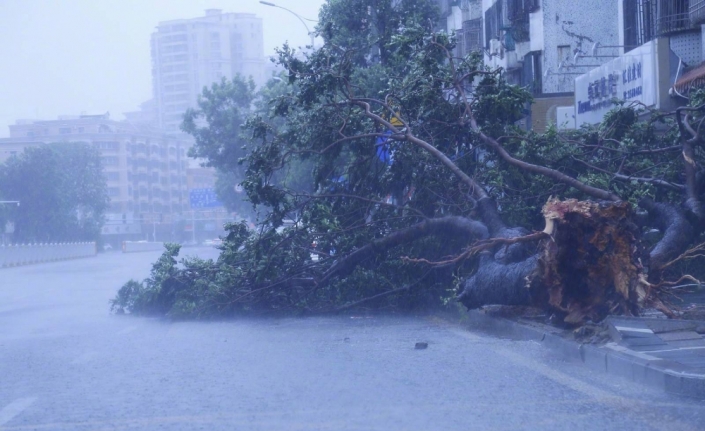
xmin=440 ymin=0 xmax=621 ymax=130
xmin=151 ymin=9 xmax=266 ymax=133
xmin=574 ymin=0 xmax=705 ymax=126
xmin=438 ymin=1 xmax=705 ymax=129
xmin=0 ymin=113 xmax=194 ymax=244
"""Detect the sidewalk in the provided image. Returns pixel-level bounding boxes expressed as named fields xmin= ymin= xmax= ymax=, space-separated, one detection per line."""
xmin=453 ymin=306 xmax=705 ymax=399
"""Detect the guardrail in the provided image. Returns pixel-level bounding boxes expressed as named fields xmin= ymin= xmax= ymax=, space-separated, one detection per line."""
xmin=0 ymin=242 xmax=97 ymax=268
xmin=122 ymin=241 xmax=165 ymax=253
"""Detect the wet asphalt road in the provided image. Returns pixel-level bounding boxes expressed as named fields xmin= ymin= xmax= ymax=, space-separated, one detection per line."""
xmin=1 ymin=249 xmax=704 ymax=431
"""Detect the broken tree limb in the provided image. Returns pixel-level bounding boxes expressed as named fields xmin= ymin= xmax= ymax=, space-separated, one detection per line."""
xmin=458 ymin=254 xmax=537 ymax=309
xmin=318 ymin=215 xmax=489 ymax=287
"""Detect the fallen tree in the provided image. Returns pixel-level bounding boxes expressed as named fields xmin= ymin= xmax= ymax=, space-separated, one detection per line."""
xmin=112 ymin=0 xmax=705 ymax=322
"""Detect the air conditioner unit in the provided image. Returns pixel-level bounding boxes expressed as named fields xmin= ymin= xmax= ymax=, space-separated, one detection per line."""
xmin=489 ymin=38 xmax=503 ymax=56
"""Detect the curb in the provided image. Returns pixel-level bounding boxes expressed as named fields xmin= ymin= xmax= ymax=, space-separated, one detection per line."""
xmin=0 ymin=254 xmax=97 ymax=269
xmin=444 ymin=308 xmax=705 ymax=399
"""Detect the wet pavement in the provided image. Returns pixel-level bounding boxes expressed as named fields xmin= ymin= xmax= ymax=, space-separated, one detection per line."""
xmin=1 ymin=248 xmax=704 ymax=430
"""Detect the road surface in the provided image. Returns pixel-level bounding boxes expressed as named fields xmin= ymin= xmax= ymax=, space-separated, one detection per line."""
xmin=0 ymin=248 xmax=704 ymax=430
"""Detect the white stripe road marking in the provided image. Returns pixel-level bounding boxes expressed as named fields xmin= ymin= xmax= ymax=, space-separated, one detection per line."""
xmin=613 ymin=325 xmax=654 ymax=334
xmin=0 ymin=398 xmax=36 ymax=426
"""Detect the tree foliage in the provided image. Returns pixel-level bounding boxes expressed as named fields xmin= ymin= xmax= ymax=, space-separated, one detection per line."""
xmin=113 ymin=0 xmax=705 ymax=319
xmin=0 ymin=142 xmax=109 ymax=243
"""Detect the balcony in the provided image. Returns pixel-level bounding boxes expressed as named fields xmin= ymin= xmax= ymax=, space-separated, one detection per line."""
xmin=507 ymin=0 xmax=539 ymax=21
xmin=624 ymin=0 xmax=695 ymax=49
xmin=691 ymin=0 xmax=705 ymax=25
xmin=655 ymin=0 xmax=691 ymax=35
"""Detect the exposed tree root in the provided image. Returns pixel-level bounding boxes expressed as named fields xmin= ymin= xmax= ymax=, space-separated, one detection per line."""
xmin=459 ymin=198 xmax=679 ymax=324
xmin=657 ymin=242 xmax=705 ymax=272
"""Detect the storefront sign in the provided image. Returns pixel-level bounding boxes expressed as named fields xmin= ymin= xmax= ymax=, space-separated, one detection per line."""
xmin=575 ymin=40 xmax=657 ymax=125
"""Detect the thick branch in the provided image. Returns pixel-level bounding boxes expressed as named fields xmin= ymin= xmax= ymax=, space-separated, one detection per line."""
xmin=429 ymin=40 xmax=620 ymax=202
xmin=350 ymin=99 xmax=488 ymax=200
xmin=639 ymin=199 xmax=694 ymax=271
xmin=318 ymin=216 xmax=489 ymax=286
xmin=676 ymin=105 xmax=705 ymax=218
xmin=573 ymin=157 xmax=684 ymax=192
xmin=458 ymin=254 xmax=537 ymax=309
xmin=473 ymin=126 xmax=621 ymax=201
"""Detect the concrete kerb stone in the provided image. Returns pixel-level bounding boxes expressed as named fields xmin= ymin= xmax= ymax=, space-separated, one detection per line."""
xmin=0 ymin=242 xmax=96 ymax=269
xmin=440 ymin=308 xmax=705 ymax=399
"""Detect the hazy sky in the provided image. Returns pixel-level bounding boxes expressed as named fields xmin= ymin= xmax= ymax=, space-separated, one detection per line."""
xmin=0 ymin=0 xmax=325 ymax=137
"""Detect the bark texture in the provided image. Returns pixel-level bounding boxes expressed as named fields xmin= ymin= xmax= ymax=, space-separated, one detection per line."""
xmin=638 ymin=199 xmax=694 ymax=271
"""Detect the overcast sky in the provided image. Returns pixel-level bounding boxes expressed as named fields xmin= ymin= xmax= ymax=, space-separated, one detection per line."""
xmin=0 ymin=0 xmax=325 ymax=137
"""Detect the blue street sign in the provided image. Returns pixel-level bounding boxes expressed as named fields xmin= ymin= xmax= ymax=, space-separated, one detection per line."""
xmin=189 ymin=188 xmax=223 ymax=208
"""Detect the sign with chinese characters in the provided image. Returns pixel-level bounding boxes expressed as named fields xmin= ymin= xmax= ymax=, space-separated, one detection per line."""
xmin=189 ymin=188 xmax=223 ymax=209
xmin=575 ymin=40 xmax=657 ymax=125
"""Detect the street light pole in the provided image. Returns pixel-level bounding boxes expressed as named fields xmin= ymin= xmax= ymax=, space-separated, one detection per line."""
xmin=259 ymin=1 xmax=316 ymax=48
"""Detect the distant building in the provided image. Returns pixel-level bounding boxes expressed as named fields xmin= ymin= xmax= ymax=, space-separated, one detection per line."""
xmin=123 ymin=99 xmax=158 ymax=127
xmin=151 ymin=9 xmax=266 ymax=133
xmin=0 ymin=113 xmax=196 ymax=243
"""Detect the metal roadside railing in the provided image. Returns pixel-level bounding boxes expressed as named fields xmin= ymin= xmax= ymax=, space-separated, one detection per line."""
xmin=0 ymin=242 xmax=97 ymax=268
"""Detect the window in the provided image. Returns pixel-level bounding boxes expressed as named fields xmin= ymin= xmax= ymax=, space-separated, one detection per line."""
xmin=101 ymin=156 xmax=119 ymax=166
xmin=484 ymin=0 xmax=506 ymax=50
xmin=59 ymin=127 xmax=71 ymax=134
xmin=462 ymin=19 xmax=483 ymax=55
xmin=507 ymin=0 xmax=539 ymax=21
xmin=108 ymin=187 xmax=120 ymax=197
xmin=557 ymin=45 xmax=571 ymax=66
xmin=105 ymin=172 xmax=120 ymax=181
xmin=162 ymin=44 xmax=188 ymax=53
xmin=522 ymin=51 xmax=542 ymax=95
xmin=161 ymin=74 xmax=189 ymax=84
xmin=94 ymin=141 xmax=120 ymax=151
xmin=164 ymin=83 xmax=189 ymax=92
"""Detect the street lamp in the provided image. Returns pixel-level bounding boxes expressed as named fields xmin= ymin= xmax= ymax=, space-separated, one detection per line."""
xmin=259 ymin=1 xmax=316 ymax=48
xmin=0 ymin=201 xmax=19 ymax=206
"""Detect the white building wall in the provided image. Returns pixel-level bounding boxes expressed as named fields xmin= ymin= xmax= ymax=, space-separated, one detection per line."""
xmin=152 ymin=10 xmax=265 ymax=133
xmin=540 ymin=0 xmax=620 ymax=94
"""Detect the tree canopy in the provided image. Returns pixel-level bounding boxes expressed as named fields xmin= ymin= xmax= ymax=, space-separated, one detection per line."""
xmin=113 ymin=0 xmax=705 ymax=321
xmin=0 ymin=142 xmax=109 ymax=243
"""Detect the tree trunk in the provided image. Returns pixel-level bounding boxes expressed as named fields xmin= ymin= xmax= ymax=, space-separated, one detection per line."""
xmin=460 ymin=199 xmax=669 ymax=324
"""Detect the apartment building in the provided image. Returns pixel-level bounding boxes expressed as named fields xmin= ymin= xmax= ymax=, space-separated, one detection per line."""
xmin=439 ymin=1 xmax=705 ymax=130
xmin=573 ymin=0 xmax=705 ymax=126
xmin=0 ymin=113 xmax=193 ymax=243
xmin=151 ymin=9 xmax=266 ymax=133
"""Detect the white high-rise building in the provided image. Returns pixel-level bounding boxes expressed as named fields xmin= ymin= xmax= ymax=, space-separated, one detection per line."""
xmin=151 ymin=9 xmax=265 ymax=133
